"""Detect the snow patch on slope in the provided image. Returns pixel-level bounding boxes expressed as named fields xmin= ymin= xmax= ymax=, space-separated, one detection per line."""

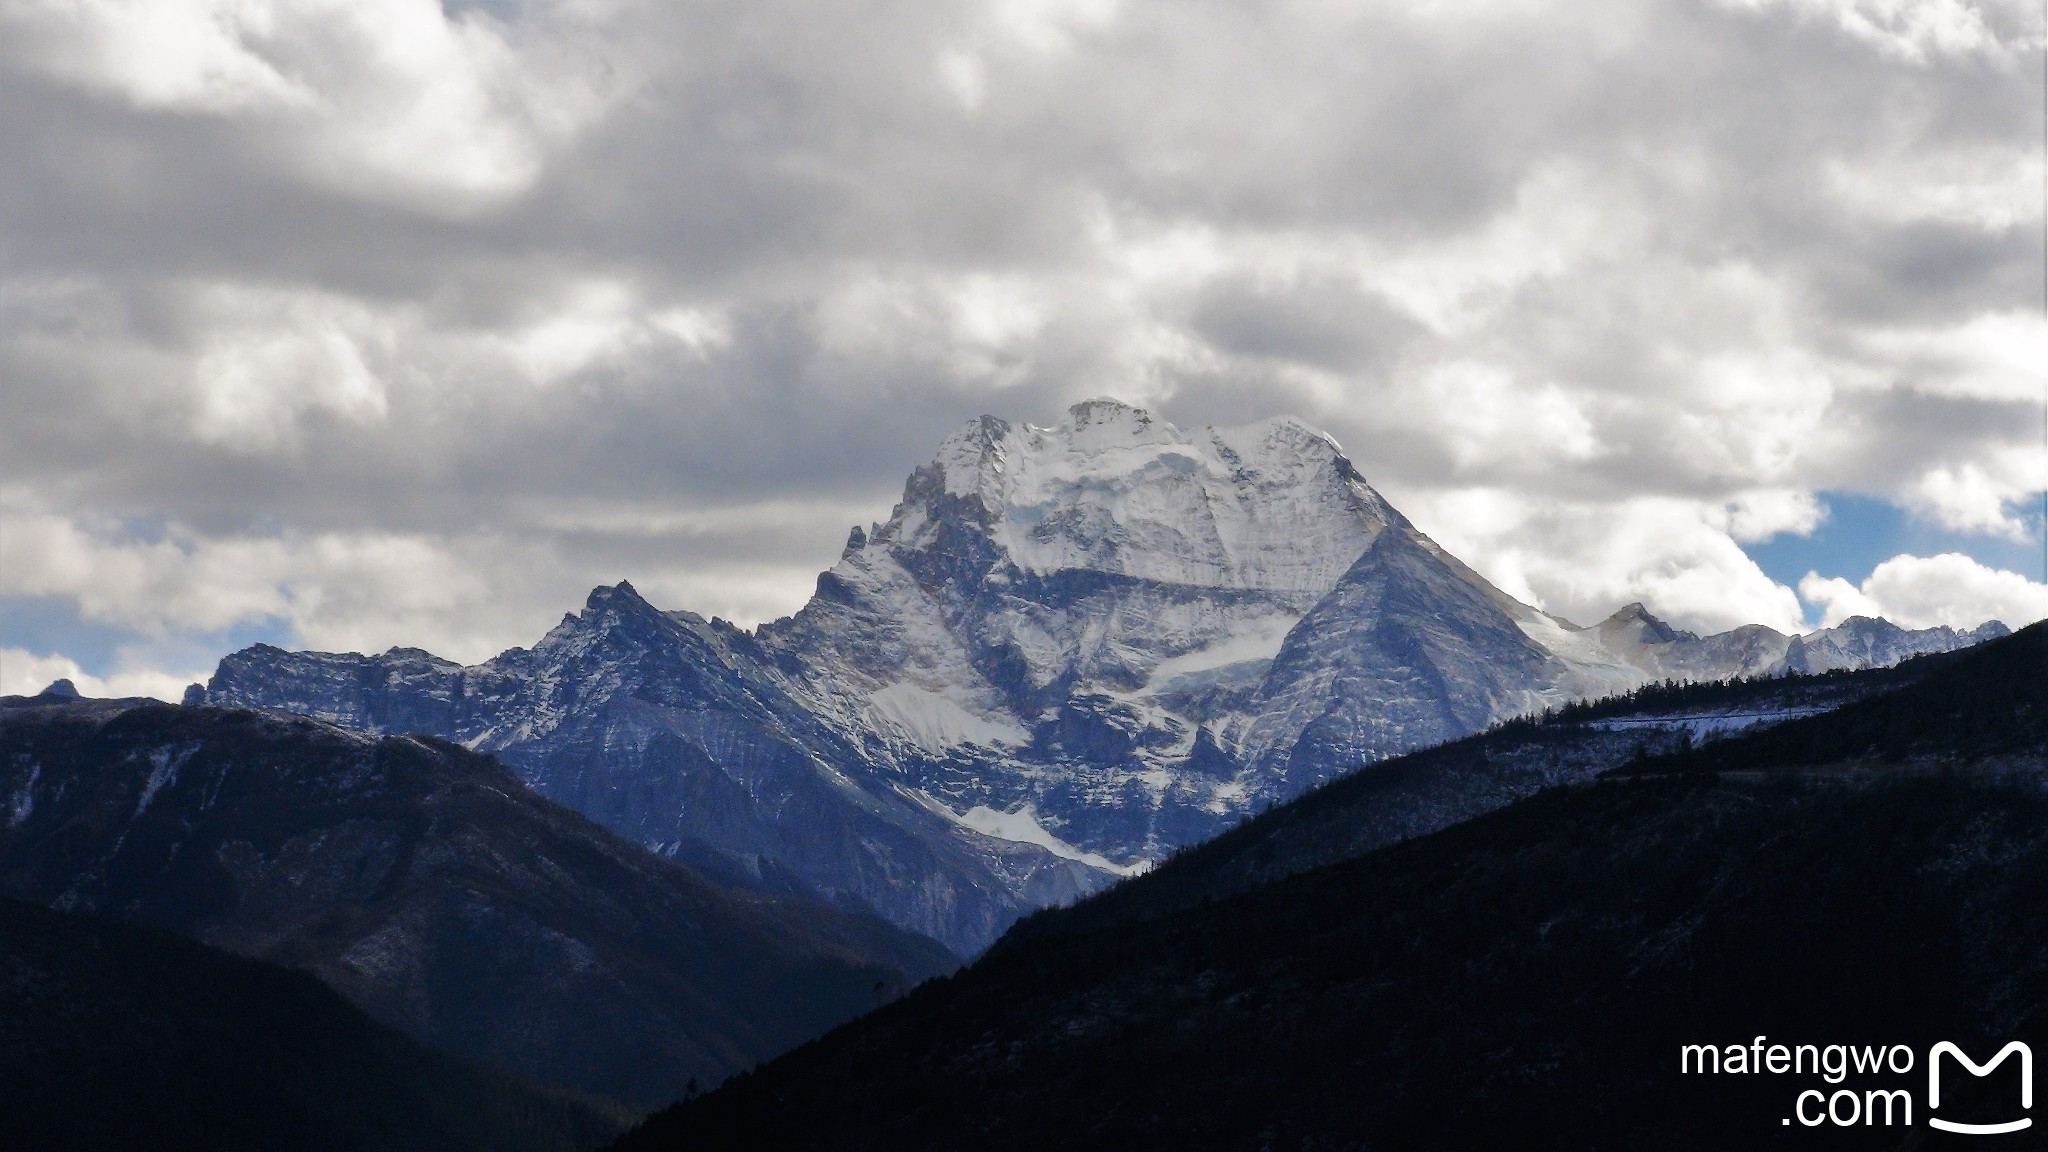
xmin=868 ymin=683 xmax=1028 ymax=750
xmin=8 ymin=763 xmax=38 ymax=828
xmin=1587 ymin=707 xmax=1834 ymax=739
xmin=1512 ymin=610 xmax=1646 ymax=697
xmin=1142 ymin=614 xmax=1298 ymax=693
xmin=136 ymin=744 xmax=196 ymax=817
xmin=924 ymin=794 xmax=1141 ymax=876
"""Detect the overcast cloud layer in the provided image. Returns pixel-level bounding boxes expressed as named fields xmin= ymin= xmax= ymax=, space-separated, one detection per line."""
xmin=1 ymin=0 xmax=2045 ymax=699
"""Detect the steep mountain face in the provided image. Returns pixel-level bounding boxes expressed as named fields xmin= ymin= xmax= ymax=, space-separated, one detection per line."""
xmin=1 ymin=898 xmax=615 ymax=1152
xmin=198 ymin=401 xmax=2004 ymax=952
xmin=1235 ymin=522 xmax=1562 ymax=792
xmin=0 ymin=694 xmax=956 ymax=1109
xmin=613 ymin=627 xmax=2048 ymax=1152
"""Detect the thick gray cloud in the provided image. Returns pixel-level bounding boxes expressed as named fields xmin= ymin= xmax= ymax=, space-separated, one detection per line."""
xmin=0 ymin=0 xmax=2044 ymax=697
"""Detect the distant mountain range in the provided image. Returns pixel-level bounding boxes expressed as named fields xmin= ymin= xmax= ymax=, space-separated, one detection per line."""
xmin=0 ymin=693 xmax=954 ymax=1111
xmin=195 ymin=401 xmax=2005 ymax=953
xmin=613 ymin=624 xmax=2048 ymax=1152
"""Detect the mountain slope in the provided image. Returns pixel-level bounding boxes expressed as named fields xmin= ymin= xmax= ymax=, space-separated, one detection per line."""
xmin=196 ymin=401 xmax=2004 ymax=952
xmin=0 ymin=694 xmax=956 ymax=1109
xmin=2 ymin=898 xmax=615 ymax=1152
xmin=1237 ymin=518 xmax=1562 ymax=791
xmin=611 ymin=625 xmax=2048 ymax=1151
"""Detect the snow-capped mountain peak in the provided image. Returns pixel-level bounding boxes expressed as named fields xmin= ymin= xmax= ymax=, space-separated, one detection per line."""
xmin=1596 ymin=602 xmax=1686 ymax=646
xmin=891 ymin=401 xmax=1387 ymax=596
xmin=196 ymin=403 xmax=2009 ymax=954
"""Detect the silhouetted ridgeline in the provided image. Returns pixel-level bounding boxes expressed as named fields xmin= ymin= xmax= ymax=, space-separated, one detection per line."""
xmin=613 ymin=624 xmax=2048 ymax=1151
xmin=1614 ymin=623 xmax=2048 ymax=775
xmin=1519 ymin=646 xmax=1959 ymax=728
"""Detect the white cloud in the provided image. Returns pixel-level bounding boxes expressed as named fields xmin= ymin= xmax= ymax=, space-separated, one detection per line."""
xmin=0 ymin=0 xmax=625 ymax=208
xmin=635 ymin=564 xmax=829 ymax=630
xmin=815 ymin=269 xmax=1057 ymax=388
xmin=1651 ymin=345 xmax=1839 ymax=488
xmin=1364 ymin=160 xmax=1629 ymax=338
xmin=1722 ymin=489 xmax=1825 ymax=543
xmin=0 ymin=487 xmax=859 ymax=674
xmin=1411 ymin=360 xmax=1600 ymax=474
xmin=1796 ymin=573 xmax=1882 ymax=626
xmin=992 ymin=0 xmax=1120 ymax=53
xmin=18 ymin=276 xmax=753 ymax=457
xmin=1 ymin=0 xmax=315 ymax=113
xmin=0 ymin=648 xmax=201 ymax=701
xmin=1714 ymin=0 xmax=2022 ymax=63
xmin=188 ymin=285 xmax=397 ymax=447
xmin=1825 ymin=149 xmax=2045 ymax=234
xmin=1858 ymin=312 xmax=2048 ymax=405
xmin=1801 ymin=552 xmax=2048 ymax=629
xmin=1908 ymin=461 xmax=2038 ymax=539
xmin=0 ymin=505 xmax=544 ymax=661
xmin=936 ymin=47 xmax=986 ymax=111
xmin=1396 ymin=489 xmax=1809 ymax=635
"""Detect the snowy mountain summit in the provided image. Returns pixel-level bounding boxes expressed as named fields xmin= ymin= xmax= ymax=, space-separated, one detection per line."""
xmin=199 ymin=401 xmax=2005 ymax=953
xmin=914 ymin=401 xmax=1377 ymax=592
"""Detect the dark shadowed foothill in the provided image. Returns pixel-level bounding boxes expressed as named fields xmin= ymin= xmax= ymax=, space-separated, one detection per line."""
xmin=0 ymin=897 xmax=618 ymax=1152
xmin=0 ymin=696 xmax=955 ymax=1112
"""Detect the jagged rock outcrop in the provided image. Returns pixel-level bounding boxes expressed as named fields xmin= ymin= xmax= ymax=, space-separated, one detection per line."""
xmin=1588 ymin=601 xmax=2004 ymax=680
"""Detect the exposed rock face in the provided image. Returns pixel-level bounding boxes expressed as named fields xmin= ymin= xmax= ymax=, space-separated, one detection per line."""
xmin=196 ymin=401 xmax=2007 ymax=952
xmin=0 ymin=696 xmax=957 ymax=1108
xmin=1777 ymin=613 xmax=2005 ymax=673
xmin=1237 ymin=521 xmax=1561 ymax=793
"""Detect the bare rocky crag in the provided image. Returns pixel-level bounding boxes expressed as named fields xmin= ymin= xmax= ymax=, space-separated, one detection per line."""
xmin=196 ymin=401 xmax=2005 ymax=954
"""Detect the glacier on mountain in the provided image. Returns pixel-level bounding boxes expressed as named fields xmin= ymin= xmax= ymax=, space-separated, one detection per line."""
xmin=196 ymin=400 xmax=2007 ymax=953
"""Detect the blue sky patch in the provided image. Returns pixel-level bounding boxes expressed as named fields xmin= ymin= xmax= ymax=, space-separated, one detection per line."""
xmin=0 ymin=595 xmax=295 ymax=682
xmin=1743 ymin=491 xmax=2047 ymax=628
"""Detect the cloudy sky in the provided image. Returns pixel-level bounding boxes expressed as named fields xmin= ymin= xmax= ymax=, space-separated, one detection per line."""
xmin=1 ymin=0 xmax=2045 ymax=699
